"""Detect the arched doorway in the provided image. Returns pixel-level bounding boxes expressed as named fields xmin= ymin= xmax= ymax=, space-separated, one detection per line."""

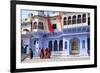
xmin=48 ymin=41 xmax=52 ymax=51
xmin=70 ymin=38 xmax=79 ymax=55
xmin=54 ymin=40 xmax=58 ymax=51
xmin=59 ymin=40 xmax=63 ymax=51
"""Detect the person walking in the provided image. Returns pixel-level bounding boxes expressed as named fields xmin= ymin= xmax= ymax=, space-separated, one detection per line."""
xmin=45 ymin=48 xmax=51 ymax=58
xmin=30 ymin=48 xmax=33 ymax=59
xmin=40 ymin=48 xmax=45 ymax=59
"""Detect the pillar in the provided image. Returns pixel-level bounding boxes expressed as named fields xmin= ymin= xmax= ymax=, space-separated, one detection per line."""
xmin=66 ymin=40 xmax=70 ymax=55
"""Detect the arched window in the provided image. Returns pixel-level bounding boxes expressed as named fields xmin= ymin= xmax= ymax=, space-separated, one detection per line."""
xmin=82 ymin=40 xmax=85 ymax=48
xmin=68 ymin=16 xmax=71 ymax=25
xmin=72 ymin=15 xmax=76 ymax=24
xmin=82 ymin=14 xmax=86 ymax=23
xmin=77 ymin=15 xmax=81 ymax=24
xmin=59 ymin=40 xmax=63 ymax=51
xmin=33 ymin=22 xmax=37 ymax=29
xmin=38 ymin=22 xmax=44 ymax=30
xmin=23 ymin=29 xmax=29 ymax=32
xmin=65 ymin=41 xmax=67 ymax=49
xmin=63 ymin=17 xmax=67 ymax=25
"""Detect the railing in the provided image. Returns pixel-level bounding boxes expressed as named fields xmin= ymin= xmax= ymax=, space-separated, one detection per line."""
xmin=46 ymin=26 xmax=90 ymax=37
xmin=21 ymin=26 xmax=90 ymax=38
xmin=63 ymin=26 xmax=90 ymax=34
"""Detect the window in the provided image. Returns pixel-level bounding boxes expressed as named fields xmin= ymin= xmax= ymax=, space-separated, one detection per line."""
xmin=68 ymin=16 xmax=71 ymax=25
xmin=82 ymin=14 xmax=86 ymax=23
xmin=82 ymin=40 xmax=85 ymax=48
xmin=25 ymin=18 xmax=27 ymax=21
xmin=72 ymin=15 xmax=76 ymax=24
xmin=65 ymin=41 xmax=67 ymax=49
xmin=88 ymin=13 xmax=90 ymax=25
xmin=33 ymin=22 xmax=37 ymax=29
xmin=77 ymin=15 xmax=81 ymax=24
xmin=23 ymin=29 xmax=29 ymax=32
xmin=88 ymin=17 xmax=90 ymax=25
xmin=38 ymin=22 xmax=44 ymax=29
xmin=53 ymin=24 xmax=57 ymax=29
xmin=63 ymin=17 xmax=67 ymax=25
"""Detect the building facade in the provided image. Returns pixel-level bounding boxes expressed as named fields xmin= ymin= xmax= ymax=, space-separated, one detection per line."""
xmin=21 ymin=11 xmax=90 ymax=57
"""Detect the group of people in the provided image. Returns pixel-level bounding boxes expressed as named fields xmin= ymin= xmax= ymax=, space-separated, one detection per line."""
xmin=29 ymin=48 xmax=51 ymax=59
xmin=40 ymin=48 xmax=51 ymax=59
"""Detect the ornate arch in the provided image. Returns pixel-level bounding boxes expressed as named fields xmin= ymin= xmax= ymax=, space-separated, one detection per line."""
xmin=70 ymin=38 xmax=80 ymax=55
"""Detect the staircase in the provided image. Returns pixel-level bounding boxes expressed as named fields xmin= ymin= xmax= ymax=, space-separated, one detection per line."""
xmin=51 ymin=51 xmax=67 ymax=57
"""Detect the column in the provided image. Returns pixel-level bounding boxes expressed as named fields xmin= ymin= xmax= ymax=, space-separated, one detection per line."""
xmin=67 ymin=40 xmax=70 ymax=55
xmin=79 ymin=38 xmax=88 ymax=56
xmin=63 ymin=39 xmax=65 ymax=51
xmin=57 ymin=40 xmax=59 ymax=51
xmin=85 ymin=38 xmax=88 ymax=55
xmin=79 ymin=39 xmax=83 ymax=55
xmin=52 ymin=40 xmax=54 ymax=51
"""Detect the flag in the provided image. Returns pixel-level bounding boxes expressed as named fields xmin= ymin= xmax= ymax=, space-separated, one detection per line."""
xmin=57 ymin=15 xmax=62 ymax=31
xmin=47 ymin=14 xmax=54 ymax=32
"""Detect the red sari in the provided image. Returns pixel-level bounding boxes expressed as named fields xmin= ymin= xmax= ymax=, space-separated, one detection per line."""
xmin=40 ymin=48 xmax=45 ymax=59
xmin=45 ymin=48 xmax=51 ymax=58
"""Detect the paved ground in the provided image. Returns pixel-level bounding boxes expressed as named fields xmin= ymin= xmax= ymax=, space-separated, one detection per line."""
xmin=21 ymin=54 xmax=30 ymax=61
xmin=21 ymin=55 xmax=90 ymax=63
